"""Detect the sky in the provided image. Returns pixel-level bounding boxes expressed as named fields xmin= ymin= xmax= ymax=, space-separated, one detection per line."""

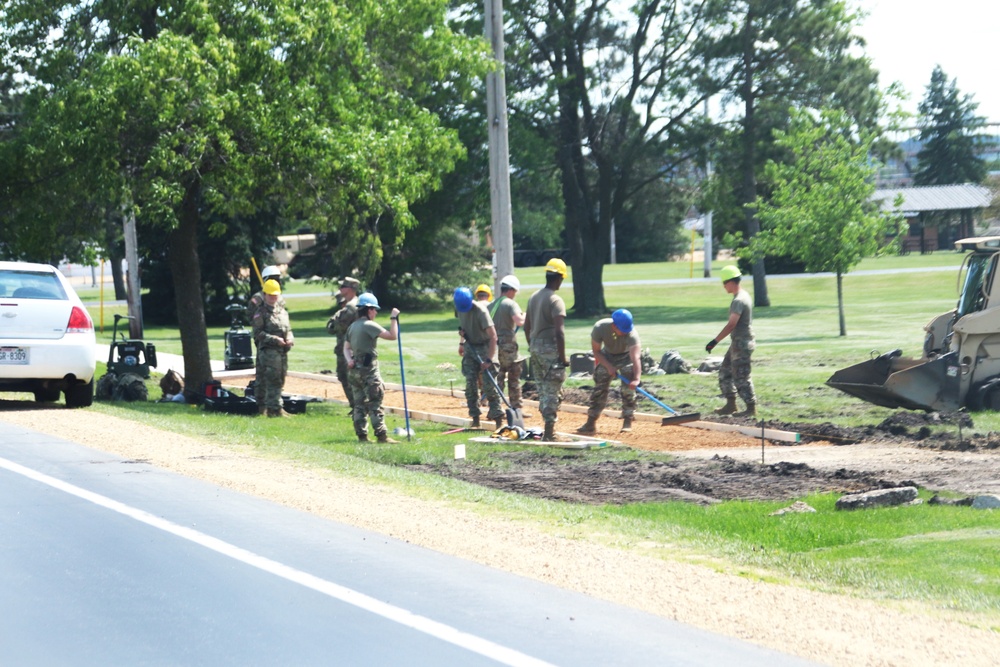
xmin=857 ymin=0 xmax=998 ymax=126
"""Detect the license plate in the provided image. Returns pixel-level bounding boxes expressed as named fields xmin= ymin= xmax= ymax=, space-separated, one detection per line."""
xmin=0 ymin=346 xmax=29 ymax=364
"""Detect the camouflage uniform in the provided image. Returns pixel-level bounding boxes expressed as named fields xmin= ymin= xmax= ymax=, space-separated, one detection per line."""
xmin=525 ymin=286 xmax=567 ymax=425
xmin=586 ymin=319 xmax=641 ymax=420
xmin=345 ymin=318 xmax=389 ymax=440
xmin=248 ymin=289 xmax=285 ymax=384
xmin=488 ymin=295 xmax=523 ymax=409
xmin=251 ymin=299 xmax=293 ymax=412
xmin=719 ymin=287 xmax=756 ymax=406
xmin=457 ymin=302 xmax=503 ymax=422
xmin=327 ymin=295 xmax=359 ymax=407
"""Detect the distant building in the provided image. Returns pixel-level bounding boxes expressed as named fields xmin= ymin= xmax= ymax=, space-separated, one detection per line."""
xmin=872 ymin=184 xmax=994 ymax=253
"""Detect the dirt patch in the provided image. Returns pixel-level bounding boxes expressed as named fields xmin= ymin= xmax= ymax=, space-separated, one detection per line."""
xmin=409 ymin=452 xmax=907 ymax=505
xmin=268 ymin=374 xmax=1000 ymax=503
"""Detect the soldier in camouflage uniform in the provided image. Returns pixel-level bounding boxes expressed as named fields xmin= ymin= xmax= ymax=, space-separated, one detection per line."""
xmin=576 ymin=309 xmax=642 ymax=434
xmin=251 ymin=279 xmax=295 ymax=417
xmin=524 ymin=259 xmax=569 ymax=441
xmin=454 ymin=286 xmax=504 ymax=430
xmin=248 ymin=265 xmax=285 ymax=414
xmin=344 ymin=292 xmax=400 ymax=443
xmin=487 ymin=275 xmax=526 ymax=412
xmin=326 ymin=276 xmax=361 ymax=409
xmin=706 ymin=265 xmax=757 ymax=417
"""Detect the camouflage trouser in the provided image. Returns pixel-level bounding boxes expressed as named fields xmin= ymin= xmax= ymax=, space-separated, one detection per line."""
xmin=462 ymin=344 xmax=503 ymax=421
xmin=335 ymin=347 xmax=355 ymax=408
xmin=349 ymin=364 xmax=387 ymax=439
xmin=496 ymin=339 xmax=522 ymax=409
xmin=587 ymin=353 xmax=637 ymax=420
xmin=719 ymin=337 xmax=756 ymax=405
xmin=530 ymin=341 xmax=565 ymax=425
xmin=256 ymin=348 xmax=287 ymax=410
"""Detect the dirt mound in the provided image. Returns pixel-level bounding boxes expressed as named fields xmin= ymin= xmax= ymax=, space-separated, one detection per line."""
xmin=410 ymin=451 xmax=912 ymax=504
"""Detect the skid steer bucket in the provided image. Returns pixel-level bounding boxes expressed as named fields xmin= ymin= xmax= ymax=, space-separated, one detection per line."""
xmin=826 ymin=350 xmax=961 ymax=412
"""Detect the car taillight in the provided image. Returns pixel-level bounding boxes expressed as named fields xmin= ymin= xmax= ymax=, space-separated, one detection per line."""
xmin=67 ymin=306 xmax=94 ymax=333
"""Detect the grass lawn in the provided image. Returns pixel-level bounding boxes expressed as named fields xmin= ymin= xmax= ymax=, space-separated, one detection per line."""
xmin=75 ymin=249 xmax=1000 ymax=622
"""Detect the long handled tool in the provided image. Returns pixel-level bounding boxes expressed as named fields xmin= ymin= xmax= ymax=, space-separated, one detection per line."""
xmin=617 ymin=373 xmax=700 ymax=426
xmin=395 ymin=316 xmax=412 ymax=442
xmin=470 ymin=349 xmax=525 ymax=429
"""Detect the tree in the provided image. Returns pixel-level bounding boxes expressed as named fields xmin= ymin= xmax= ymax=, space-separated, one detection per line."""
xmin=915 ymin=66 xmax=988 ymax=187
xmin=503 ymin=0 xmax=721 ymax=316
xmin=706 ymin=0 xmax=883 ymax=308
xmin=0 ymin=0 xmax=487 ymax=394
xmin=751 ymin=108 xmax=901 ymax=336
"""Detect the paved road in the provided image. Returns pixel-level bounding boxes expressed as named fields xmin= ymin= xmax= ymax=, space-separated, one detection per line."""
xmin=0 ymin=424 xmax=818 ymax=666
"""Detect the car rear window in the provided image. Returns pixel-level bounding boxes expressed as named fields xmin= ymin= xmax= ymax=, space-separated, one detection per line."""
xmin=0 ymin=270 xmax=67 ymax=300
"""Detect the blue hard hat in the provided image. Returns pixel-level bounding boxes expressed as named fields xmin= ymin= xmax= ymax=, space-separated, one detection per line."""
xmin=612 ymin=308 xmax=633 ymax=333
xmin=357 ymin=292 xmax=380 ymax=309
xmin=453 ymin=287 xmax=474 ymax=313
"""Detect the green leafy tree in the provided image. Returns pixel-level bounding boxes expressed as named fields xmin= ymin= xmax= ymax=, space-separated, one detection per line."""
xmin=706 ymin=0 xmax=883 ymax=308
xmin=915 ymin=66 xmax=988 ymax=186
xmin=0 ymin=0 xmax=487 ymax=393
xmin=502 ymin=0 xmax=722 ymax=316
xmin=752 ymin=108 xmax=901 ymax=336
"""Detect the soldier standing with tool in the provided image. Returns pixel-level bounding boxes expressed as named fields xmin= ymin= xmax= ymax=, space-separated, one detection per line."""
xmin=251 ymin=279 xmax=295 ymax=417
xmin=344 ymin=293 xmax=400 ymax=443
xmin=577 ymin=309 xmax=642 ymax=434
xmin=454 ymin=286 xmax=504 ymax=430
xmin=488 ymin=275 xmax=526 ymax=415
xmin=326 ymin=276 xmax=361 ymax=409
xmin=706 ymin=265 xmax=757 ymax=417
xmin=524 ymin=259 xmax=569 ymax=441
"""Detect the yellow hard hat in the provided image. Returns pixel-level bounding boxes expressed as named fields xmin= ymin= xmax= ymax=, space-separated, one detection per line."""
xmin=720 ymin=265 xmax=742 ymax=282
xmin=545 ymin=257 xmax=568 ymax=278
xmin=263 ymin=279 xmax=282 ymax=295
xmin=475 ymin=283 xmax=493 ymax=300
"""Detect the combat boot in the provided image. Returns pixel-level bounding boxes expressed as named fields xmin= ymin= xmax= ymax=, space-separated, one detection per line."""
xmin=714 ymin=396 xmax=738 ymax=416
xmin=357 ymin=433 xmax=370 ymax=443
xmin=735 ymin=402 xmax=757 ymax=418
xmin=620 ymin=416 xmax=633 ymax=433
xmin=543 ymin=421 xmax=556 ymax=441
xmin=470 ymin=416 xmax=481 ymax=429
xmin=377 ymin=433 xmax=399 ymax=444
xmin=494 ymin=416 xmax=505 ymax=431
xmin=576 ymin=417 xmax=598 ymax=434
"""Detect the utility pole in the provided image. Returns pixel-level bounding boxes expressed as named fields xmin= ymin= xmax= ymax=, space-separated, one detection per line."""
xmin=703 ymin=97 xmax=713 ymax=278
xmin=123 ymin=205 xmax=144 ymax=339
xmin=484 ymin=0 xmax=514 ymax=287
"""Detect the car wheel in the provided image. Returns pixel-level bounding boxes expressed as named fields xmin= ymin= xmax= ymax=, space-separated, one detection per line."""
xmin=34 ymin=388 xmax=62 ymax=403
xmin=65 ymin=378 xmax=95 ymax=408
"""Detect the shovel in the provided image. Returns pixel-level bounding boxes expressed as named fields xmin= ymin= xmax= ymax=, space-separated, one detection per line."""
xmin=470 ymin=348 xmax=525 ymax=429
xmin=616 ymin=373 xmax=701 ymax=426
xmin=395 ymin=315 xmax=411 ymax=442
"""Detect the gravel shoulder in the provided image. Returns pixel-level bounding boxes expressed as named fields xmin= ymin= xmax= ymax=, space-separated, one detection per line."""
xmin=3 ymin=388 xmax=1000 ymax=666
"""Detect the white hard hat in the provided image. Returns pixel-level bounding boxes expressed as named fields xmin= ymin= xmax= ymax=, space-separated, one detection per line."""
xmin=262 ymin=265 xmax=281 ymax=279
xmin=500 ymin=274 xmax=520 ymax=292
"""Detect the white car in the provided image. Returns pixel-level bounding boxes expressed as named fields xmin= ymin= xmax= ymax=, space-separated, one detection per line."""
xmin=0 ymin=261 xmax=97 ymax=407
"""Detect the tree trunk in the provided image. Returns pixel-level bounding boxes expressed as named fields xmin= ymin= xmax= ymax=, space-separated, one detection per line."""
xmin=169 ymin=181 xmax=214 ymax=400
xmin=110 ymin=251 xmax=127 ymax=301
xmin=556 ymin=80 xmax=607 ymax=317
xmin=837 ymin=270 xmax=846 ymax=337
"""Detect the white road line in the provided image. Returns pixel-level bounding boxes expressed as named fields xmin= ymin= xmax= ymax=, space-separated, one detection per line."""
xmin=0 ymin=456 xmax=558 ymax=667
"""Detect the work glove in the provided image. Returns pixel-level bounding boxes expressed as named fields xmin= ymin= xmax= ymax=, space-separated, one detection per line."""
xmin=705 ymin=339 xmax=718 ymax=353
